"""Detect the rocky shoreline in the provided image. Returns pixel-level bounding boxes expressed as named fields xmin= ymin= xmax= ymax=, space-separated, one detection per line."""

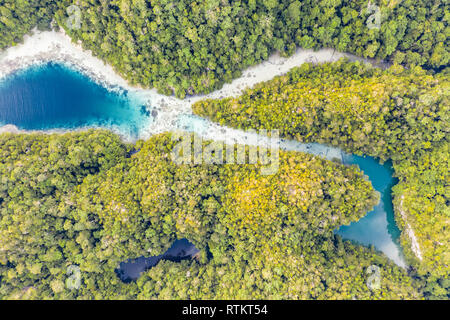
xmin=0 ymin=28 xmax=389 ymax=143
xmin=399 ymin=195 xmax=423 ymax=261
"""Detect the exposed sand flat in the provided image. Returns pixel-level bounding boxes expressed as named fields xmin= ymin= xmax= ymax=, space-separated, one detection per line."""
xmin=0 ymin=124 xmax=20 ymax=134
xmin=0 ymin=28 xmax=388 ymax=143
xmin=0 ymin=29 xmax=355 ymax=160
xmin=0 ymin=30 xmax=393 ymax=164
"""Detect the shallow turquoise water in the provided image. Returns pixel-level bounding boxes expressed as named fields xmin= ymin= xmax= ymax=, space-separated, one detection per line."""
xmin=0 ymin=62 xmax=152 ymax=139
xmin=0 ymin=63 xmax=406 ymax=267
xmin=336 ymin=153 xmax=405 ymax=267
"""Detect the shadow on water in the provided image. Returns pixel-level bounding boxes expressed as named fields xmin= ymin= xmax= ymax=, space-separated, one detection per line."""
xmin=115 ymin=239 xmax=200 ymax=283
xmin=336 ymin=153 xmax=406 ymax=267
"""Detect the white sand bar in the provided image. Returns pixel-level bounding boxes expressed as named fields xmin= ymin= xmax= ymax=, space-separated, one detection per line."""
xmin=0 ymin=29 xmax=389 ymax=144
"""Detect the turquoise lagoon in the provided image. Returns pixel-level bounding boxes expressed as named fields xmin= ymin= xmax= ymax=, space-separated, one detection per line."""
xmin=0 ymin=63 xmax=406 ymax=270
xmin=0 ymin=62 xmax=152 ymax=140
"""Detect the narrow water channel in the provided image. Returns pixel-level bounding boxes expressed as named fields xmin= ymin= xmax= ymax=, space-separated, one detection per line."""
xmin=0 ymin=63 xmax=406 ymax=273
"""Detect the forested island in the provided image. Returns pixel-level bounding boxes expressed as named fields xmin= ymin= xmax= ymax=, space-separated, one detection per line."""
xmin=1 ymin=0 xmax=448 ymax=96
xmin=0 ymin=0 xmax=448 ymax=300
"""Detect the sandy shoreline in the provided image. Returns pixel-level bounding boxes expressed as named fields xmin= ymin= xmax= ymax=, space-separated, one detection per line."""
xmin=0 ymin=29 xmax=414 ymax=268
xmin=0 ymin=29 xmax=131 ymax=91
xmin=0 ymin=29 xmax=394 ymax=169
xmin=0 ymin=27 xmax=349 ymax=159
xmin=0 ymin=29 xmax=389 ymax=142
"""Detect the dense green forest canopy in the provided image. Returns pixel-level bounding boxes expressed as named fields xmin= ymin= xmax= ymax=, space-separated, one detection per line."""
xmin=1 ymin=0 xmax=448 ymax=97
xmin=0 ymin=0 xmax=56 ymax=47
xmin=0 ymin=130 xmax=422 ymax=299
xmin=0 ymin=0 xmax=448 ymax=301
xmin=193 ymin=60 xmax=450 ymax=299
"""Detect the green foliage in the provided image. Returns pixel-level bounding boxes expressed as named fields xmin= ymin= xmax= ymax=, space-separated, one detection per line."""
xmin=54 ymin=0 xmax=448 ymax=97
xmin=193 ymin=59 xmax=449 ymax=297
xmin=194 ymin=60 xmax=449 ymax=162
xmin=0 ymin=130 xmax=420 ymax=299
xmin=0 ymin=130 xmax=134 ymax=299
xmin=2 ymin=1 xmax=447 ymax=97
xmin=135 ymin=235 xmax=419 ymax=300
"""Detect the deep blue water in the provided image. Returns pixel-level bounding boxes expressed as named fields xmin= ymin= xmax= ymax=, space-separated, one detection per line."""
xmin=0 ymin=62 xmax=152 ymax=139
xmin=0 ymin=63 xmax=405 ymax=269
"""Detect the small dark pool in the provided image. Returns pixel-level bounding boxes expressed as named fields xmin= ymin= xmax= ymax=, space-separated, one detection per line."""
xmin=116 ymin=239 xmax=199 ymax=283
